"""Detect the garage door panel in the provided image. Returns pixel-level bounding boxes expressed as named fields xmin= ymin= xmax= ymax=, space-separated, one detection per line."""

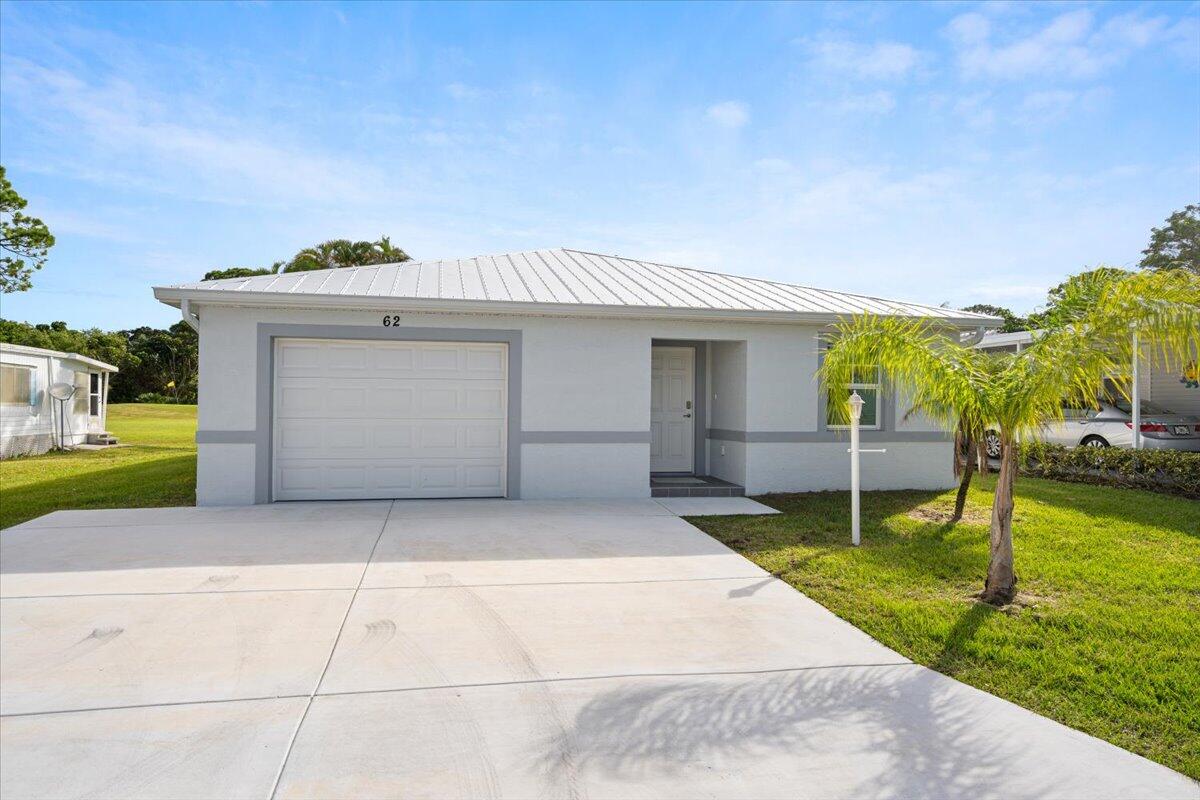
xmin=465 ymin=347 xmax=505 ymax=374
xmin=277 ymin=421 xmax=504 ymax=461
xmin=278 ymin=343 xmax=506 ymax=382
xmin=277 ymin=378 xmax=503 ymax=420
xmin=370 ymin=387 xmax=414 ymax=415
xmin=275 ymin=460 xmax=504 ymax=500
xmin=273 ymin=339 xmax=507 ymax=501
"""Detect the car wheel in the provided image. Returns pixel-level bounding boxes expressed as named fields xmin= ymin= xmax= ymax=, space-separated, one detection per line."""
xmin=1081 ymin=435 xmax=1110 ymax=448
xmin=984 ymin=430 xmax=1002 ymax=459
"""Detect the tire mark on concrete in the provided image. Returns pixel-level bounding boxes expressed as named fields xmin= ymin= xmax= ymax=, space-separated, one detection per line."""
xmin=424 ymin=573 xmax=585 ymax=800
xmin=198 ymin=574 xmax=239 ymax=590
xmin=380 ymin=603 xmax=501 ymax=799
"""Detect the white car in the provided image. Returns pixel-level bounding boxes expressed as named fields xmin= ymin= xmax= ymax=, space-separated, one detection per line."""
xmin=984 ymin=399 xmax=1200 ymax=457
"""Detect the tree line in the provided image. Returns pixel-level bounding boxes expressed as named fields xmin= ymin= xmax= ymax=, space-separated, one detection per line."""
xmin=202 ymin=236 xmax=411 ymax=281
xmin=0 ymin=318 xmax=199 ymax=404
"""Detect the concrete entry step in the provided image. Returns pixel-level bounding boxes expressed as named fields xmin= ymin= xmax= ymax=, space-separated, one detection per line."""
xmin=650 ymin=474 xmax=745 ymax=498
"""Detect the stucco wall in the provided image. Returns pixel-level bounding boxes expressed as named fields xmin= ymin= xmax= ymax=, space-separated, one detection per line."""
xmin=190 ymin=303 xmax=955 ymax=504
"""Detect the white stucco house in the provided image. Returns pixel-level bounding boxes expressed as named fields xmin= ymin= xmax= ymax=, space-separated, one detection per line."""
xmin=0 ymin=343 xmax=119 ymax=459
xmin=153 ymin=248 xmax=999 ymax=506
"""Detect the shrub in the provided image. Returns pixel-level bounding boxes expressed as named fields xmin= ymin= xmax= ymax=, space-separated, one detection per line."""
xmin=1018 ymin=441 xmax=1200 ymax=499
xmin=136 ymin=392 xmax=177 ymax=404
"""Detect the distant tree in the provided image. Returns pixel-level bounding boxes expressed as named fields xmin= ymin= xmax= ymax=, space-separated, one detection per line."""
xmin=200 ymin=237 xmax=409 ymax=280
xmin=284 ymin=237 xmax=411 ymax=272
xmin=374 ymin=236 xmax=410 ymax=264
xmin=202 ymin=266 xmax=279 ymax=282
xmin=1031 ymin=267 xmax=1133 ymax=329
xmin=120 ymin=323 xmax=198 ymax=403
xmin=962 ymin=304 xmax=1029 ymax=333
xmin=1140 ymin=205 xmax=1199 ymax=274
xmin=0 ymin=166 xmax=55 ymax=293
xmin=0 ymin=318 xmax=198 ymax=403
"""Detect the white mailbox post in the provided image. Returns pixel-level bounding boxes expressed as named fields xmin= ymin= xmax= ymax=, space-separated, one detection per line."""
xmin=847 ymin=391 xmax=886 ymax=547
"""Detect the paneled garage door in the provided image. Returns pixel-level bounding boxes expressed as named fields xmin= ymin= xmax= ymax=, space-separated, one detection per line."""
xmin=272 ymin=338 xmax=507 ymax=501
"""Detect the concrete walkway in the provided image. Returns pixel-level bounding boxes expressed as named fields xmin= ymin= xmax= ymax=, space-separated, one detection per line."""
xmin=1 ymin=499 xmax=1194 ymax=799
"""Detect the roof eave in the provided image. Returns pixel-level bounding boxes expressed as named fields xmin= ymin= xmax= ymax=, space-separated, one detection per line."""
xmin=152 ymin=287 xmax=1002 ymax=329
xmin=0 ymin=342 xmax=119 ymax=372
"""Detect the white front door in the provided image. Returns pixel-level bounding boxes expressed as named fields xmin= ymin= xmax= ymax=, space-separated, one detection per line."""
xmin=272 ymin=338 xmax=507 ymax=501
xmin=650 ymin=346 xmax=694 ymax=473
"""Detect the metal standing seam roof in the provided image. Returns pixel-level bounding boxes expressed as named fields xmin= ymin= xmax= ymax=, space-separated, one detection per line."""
xmin=157 ymin=248 xmax=999 ymax=322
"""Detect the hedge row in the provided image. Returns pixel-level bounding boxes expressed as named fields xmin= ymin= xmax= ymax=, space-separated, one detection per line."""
xmin=1017 ymin=441 xmax=1200 ymax=499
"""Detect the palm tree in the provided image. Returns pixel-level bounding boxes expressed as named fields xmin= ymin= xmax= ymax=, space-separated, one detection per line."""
xmin=374 ymin=235 xmax=411 ymax=264
xmin=283 ymin=237 xmax=412 ymax=272
xmin=820 ymin=269 xmax=1198 ymax=605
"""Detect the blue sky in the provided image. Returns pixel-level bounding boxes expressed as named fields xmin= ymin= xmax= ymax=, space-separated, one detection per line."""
xmin=1 ymin=0 xmax=1197 ymax=329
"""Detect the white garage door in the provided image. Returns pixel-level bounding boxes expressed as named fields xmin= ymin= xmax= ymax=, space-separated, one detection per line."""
xmin=272 ymin=338 xmax=507 ymax=501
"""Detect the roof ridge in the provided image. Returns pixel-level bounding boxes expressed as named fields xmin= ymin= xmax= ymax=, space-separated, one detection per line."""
xmin=559 ymin=248 xmax=981 ymax=316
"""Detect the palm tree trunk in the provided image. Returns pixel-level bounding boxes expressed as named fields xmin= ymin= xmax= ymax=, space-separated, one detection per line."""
xmin=981 ymin=435 xmax=1017 ymax=605
xmin=951 ymin=442 xmax=974 ymax=522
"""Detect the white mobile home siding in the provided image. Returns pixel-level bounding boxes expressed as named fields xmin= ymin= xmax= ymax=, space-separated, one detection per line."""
xmin=0 ymin=347 xmax=113 ymax=458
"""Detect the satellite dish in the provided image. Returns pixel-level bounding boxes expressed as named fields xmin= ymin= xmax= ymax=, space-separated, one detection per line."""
xmin=47 ymin=382 xmax=76 ymax=450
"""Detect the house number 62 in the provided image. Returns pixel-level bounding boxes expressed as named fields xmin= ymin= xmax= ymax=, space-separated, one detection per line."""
xmin=382 ymin=315 xmax=402 ymax=327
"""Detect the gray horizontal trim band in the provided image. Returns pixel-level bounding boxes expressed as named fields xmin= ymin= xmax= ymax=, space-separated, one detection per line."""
xmin=196 ymin=430 xmax=257 ymax=444
xmin=707 ymin=429 xmax=952 ymax=444
xmin=521 ymin=431 xmax=651 ymax=444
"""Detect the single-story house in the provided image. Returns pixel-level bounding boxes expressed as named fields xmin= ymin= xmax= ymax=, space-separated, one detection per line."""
xmin=153 ymin=248 xmax=999 ymax=506
xmin=0 ymin=342 xmax=119 ymax=459
xmin=975 ymin=329 xmax=1200 ymax=416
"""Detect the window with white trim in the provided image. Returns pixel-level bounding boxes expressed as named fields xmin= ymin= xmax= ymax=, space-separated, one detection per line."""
xmin=89 ymin=373 xmax=101 ymax=416
xmin=1 ymin=364 xmax=33 ymax=406
xmin=827 ymin=366 xmax=882 ymax=430
xmin=74 ymin=371 xmax=89 ymax=415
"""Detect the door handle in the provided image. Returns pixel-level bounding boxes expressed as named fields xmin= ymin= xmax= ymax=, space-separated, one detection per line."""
xmin=683 ymin=413 xmax=692 ymax=418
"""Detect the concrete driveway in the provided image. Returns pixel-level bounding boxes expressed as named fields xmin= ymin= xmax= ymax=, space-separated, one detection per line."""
xmin=1 ymin=499 xmax=1194 ymax=800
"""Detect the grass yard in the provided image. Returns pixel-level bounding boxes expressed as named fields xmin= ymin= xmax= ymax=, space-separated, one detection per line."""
xmin=0 ymin=403 xmax=196 ymax=529
xmin=690 ymin=476 xmax=1200 ymax=779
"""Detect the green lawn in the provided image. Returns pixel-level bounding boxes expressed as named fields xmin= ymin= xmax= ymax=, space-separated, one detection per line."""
xmin=690 ymin=476 xmax=1200 ymax=779
xmin=0 ymin=403 xmax=197 ymax=529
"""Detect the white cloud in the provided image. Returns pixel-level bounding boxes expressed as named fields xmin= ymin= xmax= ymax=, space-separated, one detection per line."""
xmin=2 ymin=57 xmax=389 ymax=208
xmin=1018 ymin=86 xmax=1110 ymax=126
xmin=946 ymin=9 xmax=1179 ymax=80
xmin=705 ymin=100 xmax=749 ymax=129
xmin=445 ymin=81 xmax=483 ymax=100
xmin=752 ymin=158 xmax=793 ymax=173
xmin=802 ymin=36 xmax=925 ymax=80
xmin=833 ymin=90 xmax=896 ymax=115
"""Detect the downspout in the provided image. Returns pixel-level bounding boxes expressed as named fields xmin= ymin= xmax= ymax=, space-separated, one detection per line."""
xmin=180 ymin=298 xmax=200 ymax=331
xmin=959 ymin=325 xmax=989 ymax=348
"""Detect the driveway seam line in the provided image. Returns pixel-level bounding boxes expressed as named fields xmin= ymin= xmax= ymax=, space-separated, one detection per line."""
xmin=357 ymin=574 xmax=772 ymax=591
xmin=0 ymin=574 xmax=771 ymax=601
xmin=0 ymin=693 xmax=313 ymax=719
xmin=313 ymin=661 xmax=919 ymax=699
xmin=0 ymin=661 xmax=920 ymax=720
xmin=266 ymin=499 xmax=396 ymax=800
xmin=0 ymin=587 xmax=364 ymax=600
xmin=1 ymin=510 xmax=671 ymax=533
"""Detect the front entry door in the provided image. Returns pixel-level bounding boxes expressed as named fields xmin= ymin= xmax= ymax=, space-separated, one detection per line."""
xmin=650 ymin=346 xmax=694 ymax=472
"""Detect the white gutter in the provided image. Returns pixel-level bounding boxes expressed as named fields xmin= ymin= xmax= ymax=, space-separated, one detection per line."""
xmin=153 ymin=288 xmax=1003 ymax=329
xmin=180 ymin=298 xmax=200 ymax=331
